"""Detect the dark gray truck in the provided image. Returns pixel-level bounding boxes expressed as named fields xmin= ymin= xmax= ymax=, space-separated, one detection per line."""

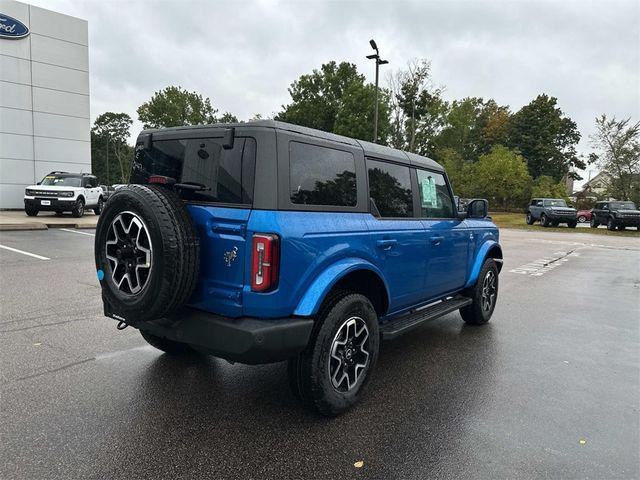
xmin=526 ymin=198 xmax=578 ymax=228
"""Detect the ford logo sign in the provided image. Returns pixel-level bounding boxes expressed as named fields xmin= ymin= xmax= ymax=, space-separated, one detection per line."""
xmin=0 ymin=13 xmax=29 ymax=39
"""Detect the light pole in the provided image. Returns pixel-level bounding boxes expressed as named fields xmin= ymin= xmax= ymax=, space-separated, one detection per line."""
xmin=366 ymin=39 xmax=388 ymax=144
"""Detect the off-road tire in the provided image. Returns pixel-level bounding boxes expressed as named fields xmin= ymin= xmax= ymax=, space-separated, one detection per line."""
xmin=94 ymin=197 xmax=104 ymax=215
xmin=460 ymin=259 xmax=499 ymax=326
xmin=287 ymin=292 xmax=379 ymax=417
xmin=25 ymin=207 xmax=38 ymax=217
xmin=590 ymin=217 xmax=599 ymax=228
xmin=607 ymin=218 xmax=616 ymax=231
xmin=95 ymin=184 xmax=199 ymax=324
xmin=526 ymin=212 xmax=535 ymax=225
xmin=568 ymin=220 xmax=577 ymax=228
xmin=140 ymin=330 xmax=194 ymax=355
xmin=540 ymin=213 xmax=550 ymax=227
xmin=72 ymin=198 xmax=85 ymax=218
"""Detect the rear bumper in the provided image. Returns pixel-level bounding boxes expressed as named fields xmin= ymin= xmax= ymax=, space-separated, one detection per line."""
xmin=24 ymin=197 xmax=76 ymax=211
xmin=138 ymin=308 xmax=315 ymax=364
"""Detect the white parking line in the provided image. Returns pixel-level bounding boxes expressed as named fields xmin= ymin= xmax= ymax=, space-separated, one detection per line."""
xmin=508 ymin=250 xmax=581 ymax=277
xmin=60 ymin=228 xmax=95 ymax=237
xmin=0 ymin=244 xmax=50 ymax=261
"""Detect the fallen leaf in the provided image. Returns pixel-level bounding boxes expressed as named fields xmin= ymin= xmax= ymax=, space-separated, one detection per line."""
xmin=354 ymin=460 xmax=364 ymax=468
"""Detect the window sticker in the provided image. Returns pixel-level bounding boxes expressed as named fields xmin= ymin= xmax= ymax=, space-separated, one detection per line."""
xmin=420 ymin=175 xmax=437 ymax=206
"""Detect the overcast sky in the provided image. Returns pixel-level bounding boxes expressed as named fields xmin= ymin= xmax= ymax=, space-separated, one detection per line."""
xmin=30 ymin=0 xmax=640 ymax=184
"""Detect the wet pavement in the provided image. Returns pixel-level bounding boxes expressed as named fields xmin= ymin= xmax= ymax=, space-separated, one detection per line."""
xmin=1 ymin=228 xmax=639 ymax=479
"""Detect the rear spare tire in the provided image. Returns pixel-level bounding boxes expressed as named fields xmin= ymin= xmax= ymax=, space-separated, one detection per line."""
xmin=94 ymin=185 xmax=199 ymax=324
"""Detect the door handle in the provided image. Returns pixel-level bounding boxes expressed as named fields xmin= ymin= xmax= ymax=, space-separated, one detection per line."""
xmin=376 ymin=239 xmax=397 ymax=250
xmin=431 ymin=236 xmax=445 ymax=246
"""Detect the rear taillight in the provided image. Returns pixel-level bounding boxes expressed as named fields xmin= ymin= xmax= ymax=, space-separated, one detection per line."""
xmin=251 ymin=234 xmax=279 ymax=292
xmin=148 ymin=175 xmax=175 ymax=185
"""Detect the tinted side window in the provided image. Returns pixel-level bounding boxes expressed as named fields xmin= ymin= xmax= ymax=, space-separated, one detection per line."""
xmin=367 ymin=159 xmax=413 ymax=218
xmin=289 ymin=142 xmax=356 ymax=207
xmin=416 ymin=169 xmax=454 ymax=218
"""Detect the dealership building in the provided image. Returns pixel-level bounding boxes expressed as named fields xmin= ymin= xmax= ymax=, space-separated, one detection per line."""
xmin=0 ymin=0 xmax=90 ymax=208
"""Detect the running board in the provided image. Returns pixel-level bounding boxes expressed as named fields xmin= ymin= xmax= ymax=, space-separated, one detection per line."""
xmin=380 ymin=296 xmax=472 ymax=340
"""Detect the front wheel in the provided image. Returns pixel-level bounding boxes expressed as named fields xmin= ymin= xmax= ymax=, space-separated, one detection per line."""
xmin=540 ymin=213 xmax=550 ymax=227
xmin=607 ymin=218 xmax=616 ymax=231
xmin=578 ymin=215 xmax=587 ymax=223
xmin=140 ymin=330 xmax=194 ymax=355
xmin=72 ymin=199 xmax=85 ymax=218
xmin=590 ymin=217 xmax=599 ymax=228
xmin=460 ymin=259 xmax=499 ymax=325
xmin=288 ymin=293 xmax=379 ymax=417
xmin=25 ymin=207 xmax=38 ymax=217
xmin=568 ymin=220 xmax=577 ymax=228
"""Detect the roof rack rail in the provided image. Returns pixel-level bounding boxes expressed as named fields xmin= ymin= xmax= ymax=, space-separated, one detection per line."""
xmin=48 ymin=171 xmax=69 ymax=174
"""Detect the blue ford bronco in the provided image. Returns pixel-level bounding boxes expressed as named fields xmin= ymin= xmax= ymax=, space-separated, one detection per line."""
xmin=95 ymin=121 xmax=503 ymax=416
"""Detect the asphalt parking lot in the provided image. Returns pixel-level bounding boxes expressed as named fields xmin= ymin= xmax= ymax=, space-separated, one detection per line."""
xmin=1 ymin=228 xmax=638 ymax=479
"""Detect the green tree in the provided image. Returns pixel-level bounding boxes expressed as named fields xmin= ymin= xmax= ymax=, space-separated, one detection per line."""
xmin=276 ymin=61 xmax=391 ymax=142
xmin=137 ymin=86 xmax=233 ymax=128
xmin=471 ymin=145 xmax=533 ymax=210
xmin=388 ymin=59 xmax=447 ymax=155
xmin=91 ymin=112 xmax=133 ymax=184
xmin=508 ymin=94 xmax=584 ymax=180
xmin=437 ymin=147 xmax=474 ymax=197
xmin=589 ymin=115 xmax=640 ymax=203
xmin=531 ymin=175 xmax=568 ymax=199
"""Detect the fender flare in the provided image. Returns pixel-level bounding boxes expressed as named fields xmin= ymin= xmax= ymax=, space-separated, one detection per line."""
xmin=293 ymin=258 xmax=390 ymax=317
xmin=464 ymin=240 xmax=503 ymax=288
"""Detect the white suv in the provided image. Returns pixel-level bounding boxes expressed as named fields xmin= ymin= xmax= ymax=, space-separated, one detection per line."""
xmin=24 ymin=172 xmax=104 ymax=218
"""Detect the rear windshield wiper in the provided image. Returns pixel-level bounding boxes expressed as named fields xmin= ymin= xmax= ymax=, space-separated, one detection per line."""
xmin=174 ymin=182 xmax=210 ymax=192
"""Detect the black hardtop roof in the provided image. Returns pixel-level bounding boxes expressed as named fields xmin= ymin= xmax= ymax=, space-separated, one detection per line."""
xmin=140 ymin=120 xmax=444 ymax=172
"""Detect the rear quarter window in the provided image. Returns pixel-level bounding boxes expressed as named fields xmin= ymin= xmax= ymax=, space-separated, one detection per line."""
xmin=289 ymin=141 xmax=357 ymax=207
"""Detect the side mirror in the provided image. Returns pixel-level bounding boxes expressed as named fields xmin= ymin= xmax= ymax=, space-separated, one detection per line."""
xmin=467 ymin=199 xmax=489 ymax=219
xmin=36 ymin=181 xmax=41 ymax=185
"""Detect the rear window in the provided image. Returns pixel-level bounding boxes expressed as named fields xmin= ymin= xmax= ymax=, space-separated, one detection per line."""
xmin=132 ymin=137 xmax=256 ymax=204
xmin=289 ymin=141 xmax=357 ymax=207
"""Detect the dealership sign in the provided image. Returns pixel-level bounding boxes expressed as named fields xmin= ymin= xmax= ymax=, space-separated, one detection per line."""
xmin=0 ymin=13 xmax=29 ymax=39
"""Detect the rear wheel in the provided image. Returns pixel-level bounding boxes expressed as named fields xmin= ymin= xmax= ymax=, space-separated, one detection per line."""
xmin=25 ymin=207 xmax=38 ymax=217
xmin=460 ymin=259 xmax=499 ymax=325
xmin=94 ymin=197 xmax=104 ymax=215
xmin=288 ymin=292 xmax=379 ymax=417
xmin=140 ymin=330 xmax=194 ymax=355
xmin=526 ymin=212 xmax=534 ymax=225
xmin=568 ymin=220 xmax=577 ymax=228
xmin=72 ymin=198 xmax=85 ymax=218
xmin=578 ymin=215 xmax=587 ymax=223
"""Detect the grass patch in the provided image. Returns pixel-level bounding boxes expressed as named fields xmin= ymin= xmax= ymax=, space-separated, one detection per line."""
xmin=489 ymin=212 xmax=640 ymax=237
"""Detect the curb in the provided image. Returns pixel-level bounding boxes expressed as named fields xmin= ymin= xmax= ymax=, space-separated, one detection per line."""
xmin=0 ymin=224 xmax=49 ymax=231
xmin=0 ymin=222 xmax=97 ymax=231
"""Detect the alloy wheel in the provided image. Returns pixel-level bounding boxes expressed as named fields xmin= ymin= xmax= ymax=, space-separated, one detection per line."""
xmin=105 ymin=211 xmax=153 ymax=295
xmin=481 ymin=270 xmax=497 ymax=313
xmin=328 ymin=316 xmax=370 ymax=392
